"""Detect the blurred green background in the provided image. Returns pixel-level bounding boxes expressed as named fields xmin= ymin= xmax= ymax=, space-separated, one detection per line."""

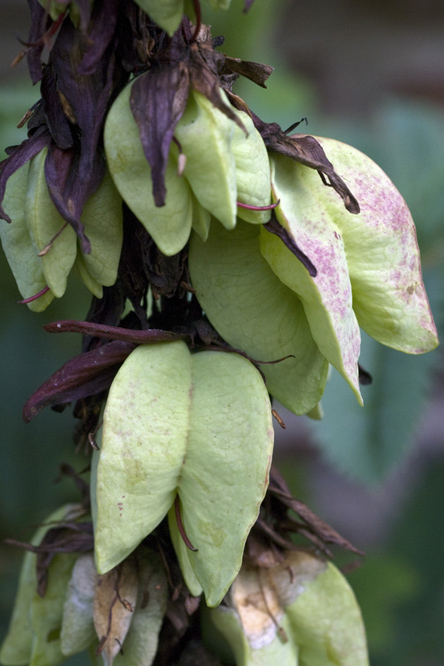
xmin=1 ymin=1 xmax=444 ymax=664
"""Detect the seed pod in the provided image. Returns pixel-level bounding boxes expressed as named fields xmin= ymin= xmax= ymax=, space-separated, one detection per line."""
xmin=60 ymin=553 xmax=98 ymax=657
xmin=93 ymin=559 xmax=139 ymax=666
xmin=79 ymin=168 xmax=123 ymax=289
xmin=92 ymin=341 xmax=273 ymax=607
xmin=291 ymin=138 xmax=438 ymax=354
xmin=75 ymin=253 xmax=103 ymax=299
xmin=189 ymin=221 xmax=328 ymax=415
xmin=174 ymin=89 xmax=237 ymax=231
xmin=25 ymin=147 xmax=77 ymax=299
xmin=208 ymin=549 xmax=369 ymax=666
xmin=231 ymin=109 xmax=272 ymax=225
xmin=133 ymin=0 xmax=185 ymax=36
xmin=284 ymin=560 xmax=369 ymax=665
xmin=29 ymin=552 xmax=78 ymax=666
xmin=263 ymin=154 xmax=362 ymax=404
xmin=0 ymin=505 xmax=80 ymax=666
xmin=0 ymin=162 xmax=54 ymax=312
xmin=105 ymin=82 xmax=192 ymax=256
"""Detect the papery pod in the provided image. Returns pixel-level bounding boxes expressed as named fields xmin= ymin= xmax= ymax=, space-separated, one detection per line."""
xmin=208 ymin=599 xmax=299 ymax=665
xmin=75 ymin=252 xmax=103 ymax=298
xmin=25 ymin=147 xmax=77 ymax=299
xmin=188 ymin=221 xmax=329 ymax=415
xmin=191 ymin=192 xmax=211 ymax=242
xmin=174 ymin=89 xmax=237 ymax=230
xmin=134 ymin=0 xmax=184 ymax=36
xmin=273 ymin=139 xmax=438 ymax=355
xmin=79 ymin=168 xmax=123 ymax=288
xmin=231 ymin=110 xmax=272 ymax=225
xmin=60 ymin=553 xmax=98 ymax=657
xmin=209 ymin=549 xmax=369 ymax=666
xmin=104 ymin=82 xmax=192 ymax=256
xmin=284 ymin=560 xmax=369 ymax=665
xmin=0 ymin=504 xmax=79 ymax=666
xmin=29 ymin=552 xmax=78 ymax=666
xmin=263 ymin=155 xmax=362 ymax=403
xmin=0 ymin=162 xmax=54 ymax=312
xmin=110 ymin=548 xmax=169 ymax=666
xmin=93 ymin=559 xmax=139 ymax=666
xmin=92 ymin=341 xmax=273 ymax=606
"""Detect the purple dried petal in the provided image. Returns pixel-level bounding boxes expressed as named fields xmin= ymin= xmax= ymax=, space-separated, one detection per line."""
xmin=0 ymin=130 xmax=50 ymax=221
xmin=72 ymin=0 xmax=92 ymax=32
xmin=23 ymin=339 xmax=136 ymax=423
xmin=41 ymin=17 xmax=117 ymax=249
xmin=26 ymin=0 xmax=49 ymax=84
xmin=130 ymin=65 xmax=190 ymax=206
xmin=243 ymin=0 xmax=256 ymax=11
xmin=40 ymin=67 xmax=74 ymax=149
xmin=77 ymin=0 xmax=120 ymax=76
xmin=44 ymin=144 xmax=104 ymax=252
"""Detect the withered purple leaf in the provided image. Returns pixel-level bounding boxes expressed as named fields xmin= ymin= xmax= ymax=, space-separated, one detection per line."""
xmin=188 ymin=30 xmax=246 ymax=132
xmin=264 ymin=215 xmax=317 ymax=277
xmin=25 ymin=0 xmax=48 ymax=83
xmin=251 ymin=111 xmax=360 ymax=214
xmin=71 ymin=0 xmax=93 ymax=33
xmin=42 ymin=16 xmax=118 ymax=251
xmin=77 ymin=0 xmax=120 ymax=76
xmin=44 ymin=144 xmax=103 ymax=252
xmin=40 ymin=67 xmax=74 ymax=149
xmin=22 ymin=340 xmax=136 ymax=423
xmin=44 ymin=319 xmax=188 ymax=343
xmin=130 ymin=63 xmax=190 ymax=206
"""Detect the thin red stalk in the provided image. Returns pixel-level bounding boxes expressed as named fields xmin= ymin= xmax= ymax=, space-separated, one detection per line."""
xmin=174 ymin=495 xmax=197 ymax=552
xmin=18 ymin=286 xmax=50 ymax=304
xmin=44 ymin=320 xmax=187 ymax=344
xmin=237 ymin=199 xmax=280 ymax=211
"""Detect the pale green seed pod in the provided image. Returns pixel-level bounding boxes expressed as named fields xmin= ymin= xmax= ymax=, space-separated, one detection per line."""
xmin=188 ymin=221 xmax=329 ymax=415
xmin=0 ymin=162 xmax=54 ymax=311
xmin=0 ymin=504 xmax=83 ymax=666
xmin=29 ymin=553 xmax=78 ymax=666
xmin=208 ymin=549 xmax=369 ymax=666
xmin=284 ymin=561 xmax=369 ymax=665
xmin=266 ymin=141 xmax=438 ymax=358
xmin=263 ymin=155 xmax=362 ymax=404
xmin=92 ymin=341 xmax=273 ymax=607
xmin=25 ymin=147 xmax=77 ymax=299
xmin=174 ymin=89 xmax=238 ymax=230
xmin=79 ymin=168 xmax=123 ymax=289
xmin=231 ymin=109 xmax=272 ymax=225
xmin=60 ymin=553 xmax=98 ymax=657
xmin=133 ymin=0 xmax=185 ymax=36
xmin=105 ymin=82 xmax=192 ymax=256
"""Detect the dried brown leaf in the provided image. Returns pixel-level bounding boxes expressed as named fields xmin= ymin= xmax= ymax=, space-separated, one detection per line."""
xmin=93 ymin=560 xmax=138 ymax=666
